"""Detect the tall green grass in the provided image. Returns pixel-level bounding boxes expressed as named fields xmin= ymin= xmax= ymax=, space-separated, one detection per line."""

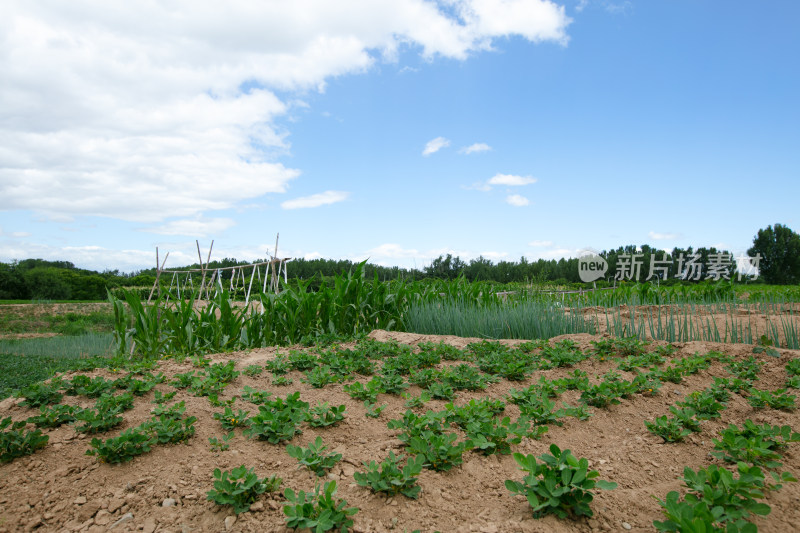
xmin=403 ymin=299 xmax=595 ymax=339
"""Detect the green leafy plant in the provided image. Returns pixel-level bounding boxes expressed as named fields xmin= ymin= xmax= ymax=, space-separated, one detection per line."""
xmin=17 ymin=381 xmax=63 ymax=408
xmin=354 ymin=452 xmax=424 ymax=499
xmin=152 ymin=389 xmax=177 ymax=404
xmin=214 ymin=407 xmax=251 ymax=431
xmin=288 ymin=350 xmax=319 ymax=371
xmin=286 ymin=436 xmax=342 ymax=477
xmin=27 ymin=404 xmax=79 ymax=429
xmin=95 ymin=392 xmax=135 ymax=413
xmin=206 ymin=465 xmax=282 ymax=515
xmin=143 ymin=414 xmax=197 ymax=444
xmin=272 ymin=375 xmax=293 ymax=386
xmin=364 ymin=401 xmax=385 ymax=418
xmin=466 ymin=416 xmax=529 ymax=455
xmin=654 ymin=464 xmax=771 ymax=532
xmin=711 ymin=421 xmax=800 ymax=472
xmin=243 ymin=364 xmax=264 ymax=377
xmin=402 ymin=391 xmax=431 ymax=409
xmin=747 ymin=388 xmax=796 ymax=411
xmin=407 ymin=431 xmax=471 ymax=472
xmin=343 ymin=380 xmax=382 ymax=402
xmin=240 ymin=385 xmax=272 ymax=405
xmin=678 ymin=390 xmax=726 ymax=420
xmin=209 ymin=432 xmax=234 ymax=452
xmin=1 ymin=417 xmax=49 ymax=463
xmin=427 ymin=381 xmax=456 ymax=400
xmin=374 ymin=372 xmax=408 ymax=395
xmin=86 ymin=427 xmax=154 ymax=463
xmin=308 ymin=403 xmax=346 ymax=428
xmin=150 ymin=400 xmax=187 ymax=420
xmin=245 ymin=393 xmax=309 ymax=444
xmin=73 ymin=407 xmax=124 ymax=434
xmin=668 ymin=406 xmax=702 ymax=433
xmin=505 ymin=444 xmax=617 ymax=519
xmin=645 ymin=415 xmax=691 ymax=443
xmin=727 ymin=357 xmax=764 ymax=381
xmin=303 ymin=365 xmax=339 ymax=388
xmin=266 ymin=356 xmax=292 ymax=375
xmin=283 ymin=481 xmax=358 ymax=532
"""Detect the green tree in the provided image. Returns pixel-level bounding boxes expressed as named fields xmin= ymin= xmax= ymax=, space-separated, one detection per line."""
xmin=748 ymin=223 xmax=800 ymax=284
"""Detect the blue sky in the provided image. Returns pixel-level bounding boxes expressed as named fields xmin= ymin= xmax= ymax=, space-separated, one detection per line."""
xmin=1 ymin=1 xmax=798 ymax=272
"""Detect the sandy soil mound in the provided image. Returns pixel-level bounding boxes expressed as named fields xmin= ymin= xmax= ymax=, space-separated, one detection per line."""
xmin=1 ymin=331 xmax=799 ymax=532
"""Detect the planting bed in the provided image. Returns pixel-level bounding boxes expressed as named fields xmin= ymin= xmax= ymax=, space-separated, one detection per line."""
xmin=1 ymin=330 xmax=799 ymax=532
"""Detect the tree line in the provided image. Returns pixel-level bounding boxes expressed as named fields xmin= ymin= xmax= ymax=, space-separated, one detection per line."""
xmin=1 ymin=224 xmax=797 ymax=300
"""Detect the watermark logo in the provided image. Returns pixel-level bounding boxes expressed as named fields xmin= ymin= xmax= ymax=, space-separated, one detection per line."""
xmin=578 ymin=249 xmax=608 ymax=282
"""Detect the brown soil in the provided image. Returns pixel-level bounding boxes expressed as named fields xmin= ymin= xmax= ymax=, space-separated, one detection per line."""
xmin=1 ymin=331 xmax=799 ymax=533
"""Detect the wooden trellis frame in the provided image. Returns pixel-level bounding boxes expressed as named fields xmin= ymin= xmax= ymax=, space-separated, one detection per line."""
xmin=148 ymin=236 xmax=291 ymax=311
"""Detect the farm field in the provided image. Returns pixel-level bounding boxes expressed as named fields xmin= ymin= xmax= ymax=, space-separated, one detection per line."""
xmin=1 ymin=329 xmax=799 ymax=532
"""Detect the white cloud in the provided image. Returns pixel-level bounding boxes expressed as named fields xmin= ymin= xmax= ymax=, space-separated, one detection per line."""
xmin=366 ymin=243 xmax=421 ymax=259
xmin=529 ymin=240 xmax=553 ymax=247
xmin=648 ymin=231 xmax=681 ymax=241
xmin=422 ymin=136 xmax=451 ymax=156
xmin=0 ymin=2 xmax=569 ymax=224
xmin=506 ymin=194 xmax=530 ymax=206
xmin=144 ymin=217 xmax=236 ymax=237
xmin=459 ymin=143 xmax=492 ymax=154
xmin=489 ymin=174 xmax=537 ymax=186
xmin=281 ymin=190 xmax=350 ymax=210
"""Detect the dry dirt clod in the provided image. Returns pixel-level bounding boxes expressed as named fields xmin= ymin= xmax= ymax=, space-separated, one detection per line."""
xmin=224 ymin=515 xmax=237 ymax=530
xmin=108 ymin=512 xmax=133 ymax=530
xmin=162 ymin=498 xmax=177 ymax=507
xmin=622 ymin=522 xmax=632 ymax=530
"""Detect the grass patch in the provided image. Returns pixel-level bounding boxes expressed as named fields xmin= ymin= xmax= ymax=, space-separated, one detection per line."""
xmin=0 ymin=333 xmax=115 ymax=400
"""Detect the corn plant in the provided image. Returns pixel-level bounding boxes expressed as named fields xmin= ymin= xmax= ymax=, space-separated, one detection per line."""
xmin=505 ymin=444 xmax=617 ymax=519
xmin=206 ymin=465 xmax=282 ymax=515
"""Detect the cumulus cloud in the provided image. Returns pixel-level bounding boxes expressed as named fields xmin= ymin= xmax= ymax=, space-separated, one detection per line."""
xmin=422 ymin=137 xmax=451 ymax=156
xmin=506 ymin=194 xmax=529 ymax=206
xmin=488 ymin=174 xmax=537 ymax=186
xmin=648 ymin=231 xmax=681 ymax=241
xmin=459 ymin=143 xmax=492 ymax=154
xmin=281 ymin=190 xmax=350 ymax=210
xmin=0 ymin=1 xmax=570 ymax=224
